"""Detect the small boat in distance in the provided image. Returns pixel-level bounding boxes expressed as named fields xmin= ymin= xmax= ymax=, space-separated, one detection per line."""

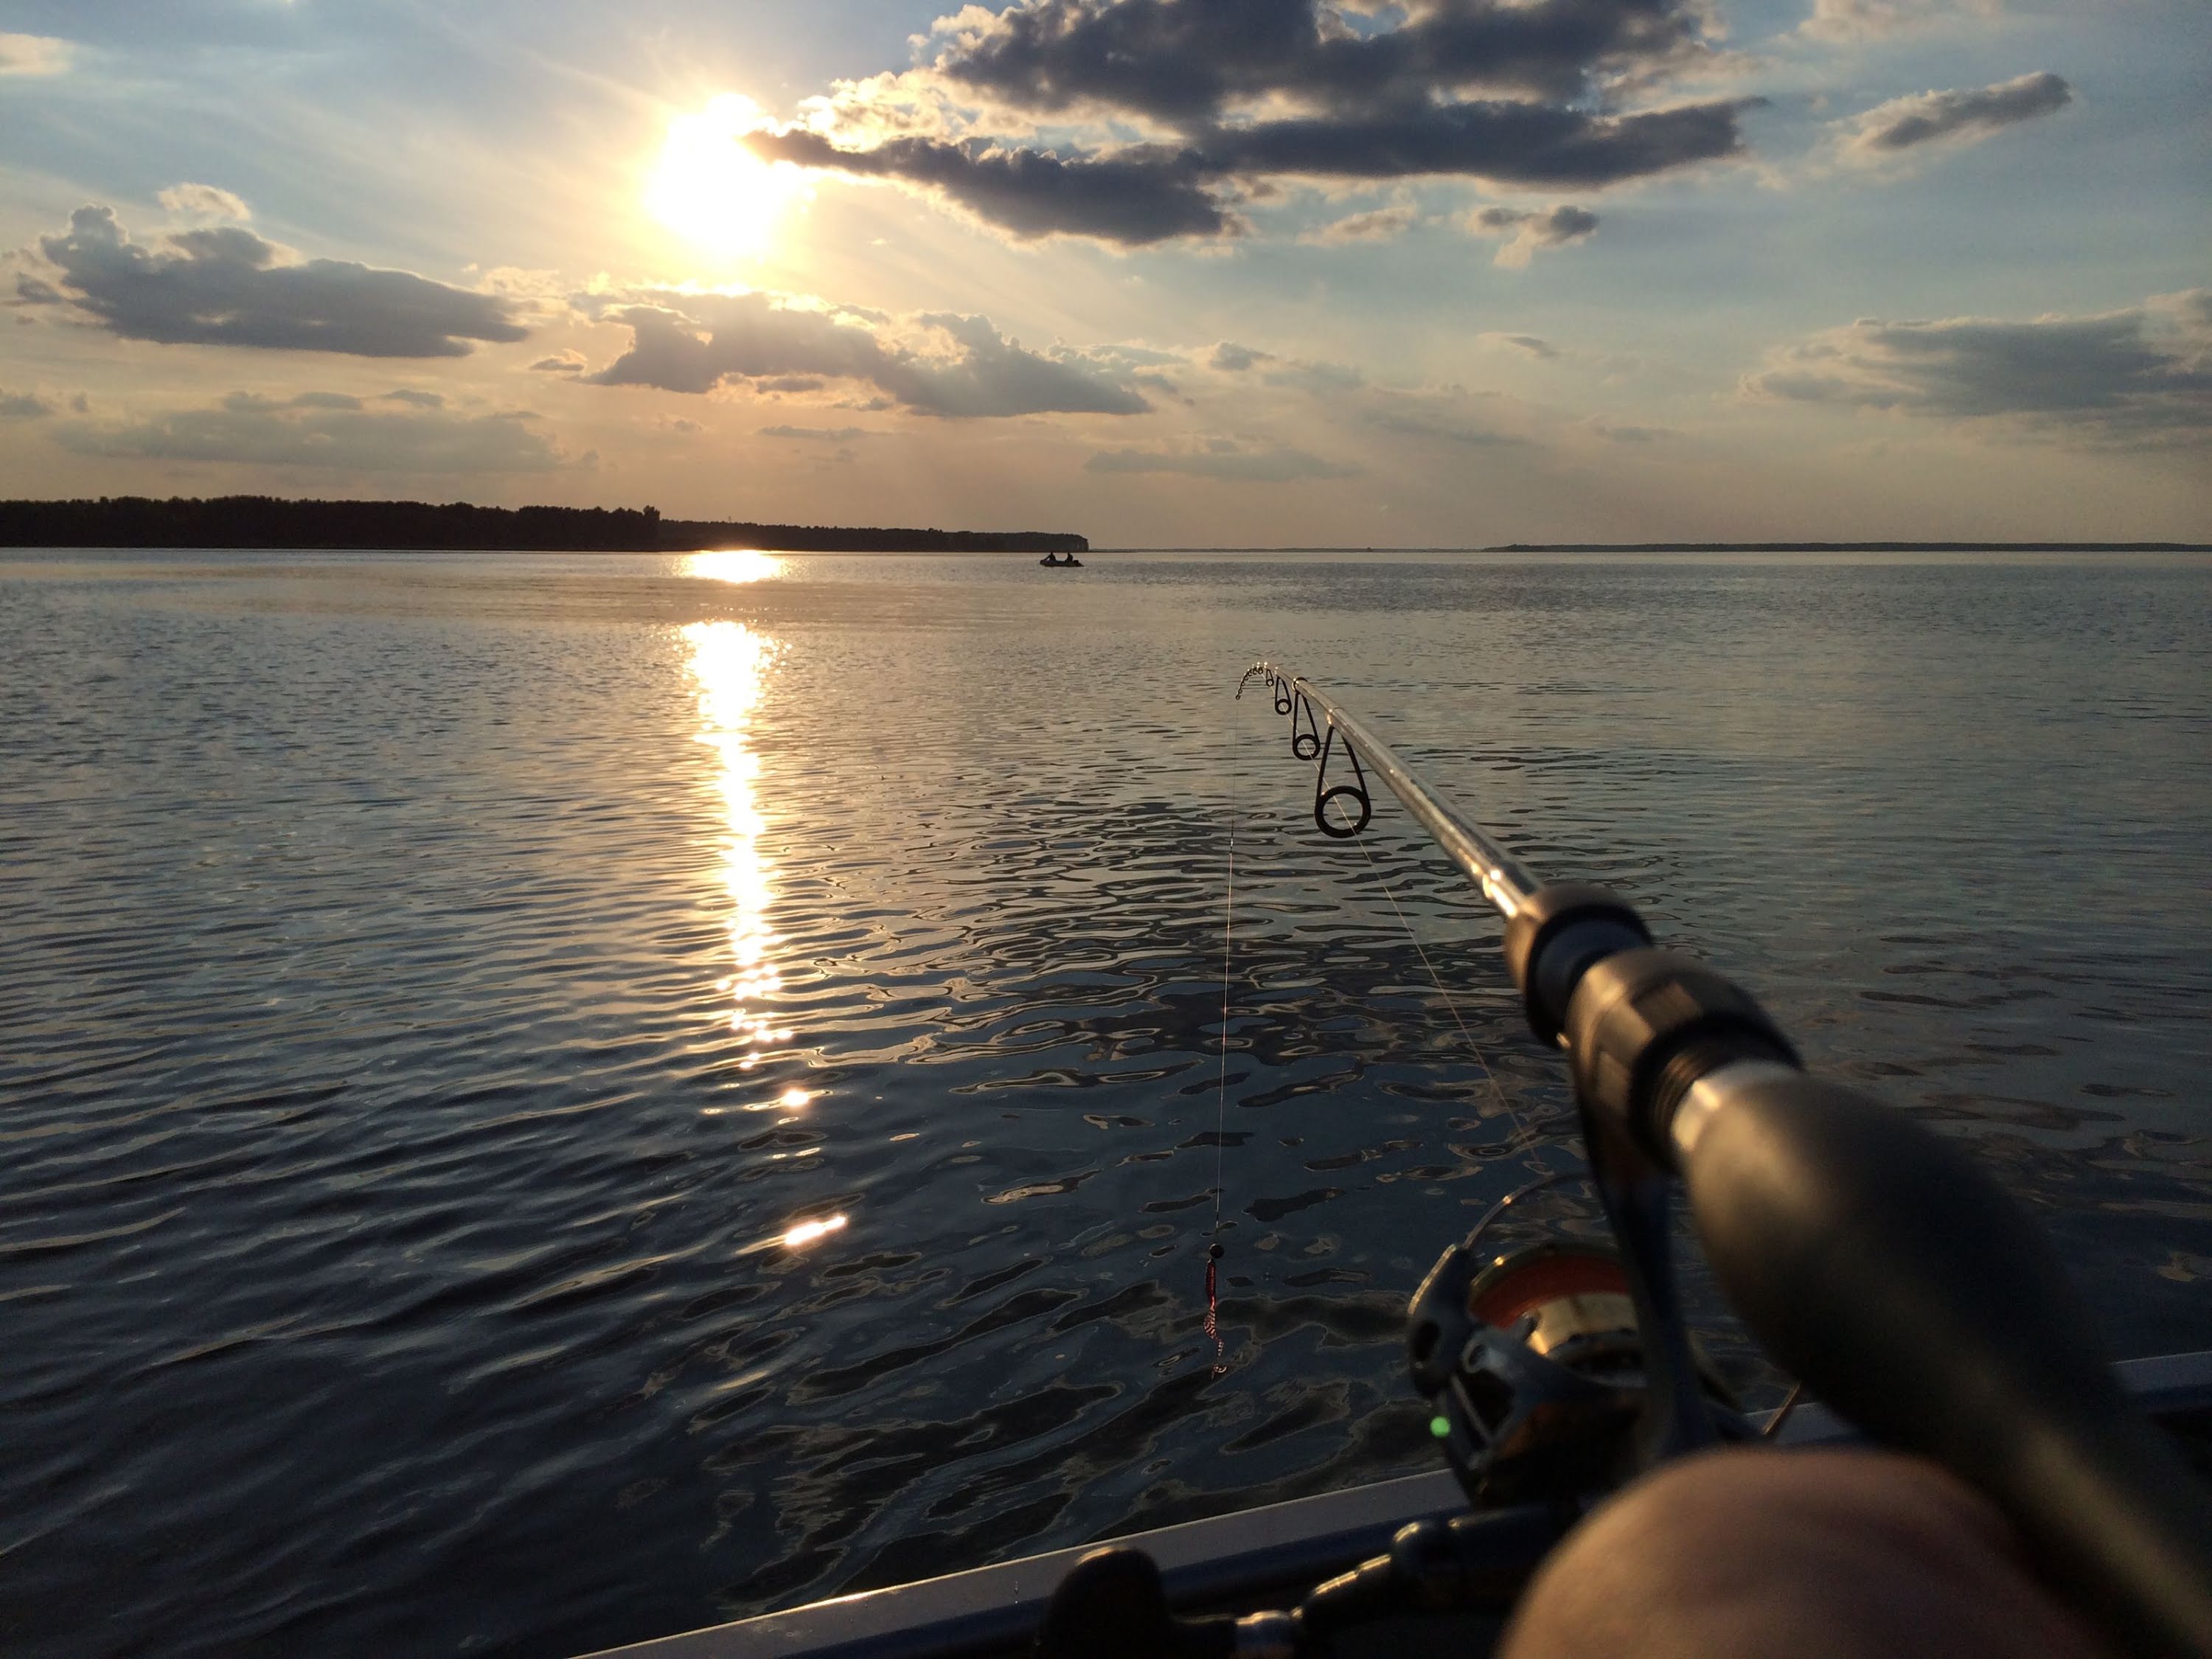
xmin=1040 ymin=552 xmax=1084 ymax=567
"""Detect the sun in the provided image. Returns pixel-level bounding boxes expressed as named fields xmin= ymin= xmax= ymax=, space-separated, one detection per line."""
xmin=647 ymin=94 xmax=810 ymax=258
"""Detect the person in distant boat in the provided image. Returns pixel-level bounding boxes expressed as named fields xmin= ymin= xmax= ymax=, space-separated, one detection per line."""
xmin=1500 ymin=1446 xmax=2107 ymax=1659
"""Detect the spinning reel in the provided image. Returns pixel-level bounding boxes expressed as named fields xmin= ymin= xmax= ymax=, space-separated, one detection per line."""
xmin=1409 ymin=1233 xmax=1748 ymax=1514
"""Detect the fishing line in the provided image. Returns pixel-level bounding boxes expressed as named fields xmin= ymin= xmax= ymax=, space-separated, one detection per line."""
xmin=1341 ymin=807 xmax=1552 ymax=1172
xmin=1205 ymin=722 xmax=1237 ymax=1377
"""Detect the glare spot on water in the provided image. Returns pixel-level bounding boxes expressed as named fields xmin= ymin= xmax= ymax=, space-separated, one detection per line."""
xmin=684 ymin=550 xmax=785 ymax=585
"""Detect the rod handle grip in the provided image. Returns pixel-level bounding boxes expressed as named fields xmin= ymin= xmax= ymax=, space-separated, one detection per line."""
xmin=1682 ymin=1071 xmax=2212 ymax=1658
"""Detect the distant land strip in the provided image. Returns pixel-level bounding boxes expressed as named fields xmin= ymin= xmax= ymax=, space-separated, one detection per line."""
xmin=1484 ymin=541 xmax=2212 ymax=553
xmin=0 ymin=497 xmax=1087 ymax=555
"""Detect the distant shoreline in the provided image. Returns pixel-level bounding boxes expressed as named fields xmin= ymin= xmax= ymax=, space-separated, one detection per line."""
xmin=0 ymin=496 xmax=1088 ymax=555
xmin=1095 ymin=542 xmax=2212 ymax=554
xmin=1482 ymin=541 xmax=2212 ymax=553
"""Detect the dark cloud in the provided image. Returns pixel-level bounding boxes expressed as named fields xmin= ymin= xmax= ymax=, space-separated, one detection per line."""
xmin=757 ymin=0 xmax=1750 ymax=244
xmin=530 ymin=351 xmax=587 ymax=373
xmin=21 ymin=205 xmax=529 ymax=357
xmin=51 ymin=390 xmax=567 ymax=470
xmin=933 ymin=0 xmax=1715 ymax=119
xmin=0 ymin=389 xmax=56 ymax=420
xmin=1197 ymin=100 xmax=1747 ymax=184
xmin=748 ymin=130 xmax=1233 ymax=244
xmin=582 ymin=288 xmax=1149 ymax=417
xmin=1840 ymin=72 xmax=2071 ymax=160
xmin=760 ymin=100 xmax=1743 ymax=243
xmin=1086 ymin=440 xmax=1359 ymax=480
xmin=1744 ymin=293 xmax=2212 ymax=445
xmin=1468 ymin=201 xmax=1599 ymax=265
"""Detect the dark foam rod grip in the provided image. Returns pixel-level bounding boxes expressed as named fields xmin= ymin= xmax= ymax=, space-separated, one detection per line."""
xmin=1677 ymin=1068 xmax=2212 ymax=1658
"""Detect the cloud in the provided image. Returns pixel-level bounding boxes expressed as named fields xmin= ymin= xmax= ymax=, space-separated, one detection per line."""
xmin=0 ymin=32 xmax=72 ymax=76
xmin=1365 ymin=398 xmax=1526 ymax=447
xmin=1208 ymin=341 xmax=1274 ymax=372
xmin=1742 ymin=291 xmax=2212 ymax=445
xmin=1 ymin=389 xmax=57 ymax=420
xmin=529 ymin=350 xmax=587 ymax=373
xmin=1801 ymin=0 xmax=2001 ymax=41
xmin=931 ymin=0 xmax=1720 ymax=119
xmin=582 ymin=287 xmax=1149 ymax=417
xmin=383 ymin=388 xmax=445 ymax=408
xmin=157 ymin=184 xmax=252 ymax=222
xmin=1467 ymin=203 xmax=1599 ymax=268
xmin=1478 ymin=331 xmax=1561 ymax=358
xmin=759 ymin=100 xmax=1750 ymax=246
xmin=747 ymin=129 xmax=1234 ymax=244
xmin=1837 ymin=72 xmax=2072 ymax=163
xmin=1582 ymin=417 xmax=1674 ymax=441
xmin=1086 ymin=439 xmax=1359 ymax=481
xmin=1300 ymin=204 xmax=1423 ymax=245
xmin=51 ymin=391 xmax=568 ymax=472
xmin=754 ymin=0 xmax=1754 ymax=244
xmin=18 ymin=205 xmax=529 ymax=358
xmin=759 ymin=424 xmax=875 ymax=440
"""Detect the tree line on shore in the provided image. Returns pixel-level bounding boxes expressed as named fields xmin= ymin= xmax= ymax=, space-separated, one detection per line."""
xmin=0 ymin=496 xmax=1088 ymax=554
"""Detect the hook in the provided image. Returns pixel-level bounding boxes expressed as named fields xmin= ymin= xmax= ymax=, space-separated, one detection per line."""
xmin=1314 ymin=726 xmax=1371 ymax=839
xmin=1290 ymin=688 xmax=1323 ymax=760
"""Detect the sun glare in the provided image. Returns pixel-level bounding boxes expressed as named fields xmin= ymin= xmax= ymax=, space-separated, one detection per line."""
xmin=647 ymin=94 xmax=809 ymax=258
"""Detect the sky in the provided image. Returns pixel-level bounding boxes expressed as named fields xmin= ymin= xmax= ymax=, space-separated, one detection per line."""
xmin=1 ymin=0 xmax=2205 ymax=545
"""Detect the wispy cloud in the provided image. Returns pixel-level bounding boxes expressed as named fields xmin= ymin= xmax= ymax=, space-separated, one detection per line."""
xmin=1835 ymin=72 xmax=2072 ymax=165
xmin=18 ymin=205 xmax=529 ymax=358
xmin=758 ymin=424 xmax=875 ymax=441
xmin=156 ymin=184 xmax=251 ymax=223
xmin=1466 ymin=204 xmax=1599 ymax=268
xmin=582 ymin=287 xmax=1149 ymax=418
xmin=1299 ymin=204 xmax=1423 ymax=246
xmin=52 ymin=391 xmax=570 ymax=471
xmin=1801 ymin=0 xmax=2002 ymax=42
xmin=0 ymin=32 xmax=72 ymax=77
xmin=1086 ymin=439 xmax=1359 ymax=481
xmin=1478 ymin=332 xmax=1562 ymax=358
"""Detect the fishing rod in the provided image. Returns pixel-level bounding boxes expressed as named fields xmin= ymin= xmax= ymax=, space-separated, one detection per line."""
xmin=1035 ymin=662 xmax=2212 ymax=1659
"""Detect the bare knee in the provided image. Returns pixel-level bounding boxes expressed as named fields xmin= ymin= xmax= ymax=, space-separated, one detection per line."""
xmin=1499 ymin=1447 xmax=2107 ymax=1659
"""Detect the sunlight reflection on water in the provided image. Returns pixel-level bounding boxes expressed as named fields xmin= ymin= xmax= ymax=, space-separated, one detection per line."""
xmin=683 ymin=620 xmax=788 ymax=1057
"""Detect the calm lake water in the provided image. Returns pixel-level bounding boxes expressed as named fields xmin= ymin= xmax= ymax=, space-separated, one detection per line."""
xmin=2 ymin=548 xmax=2208 ymax=1658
